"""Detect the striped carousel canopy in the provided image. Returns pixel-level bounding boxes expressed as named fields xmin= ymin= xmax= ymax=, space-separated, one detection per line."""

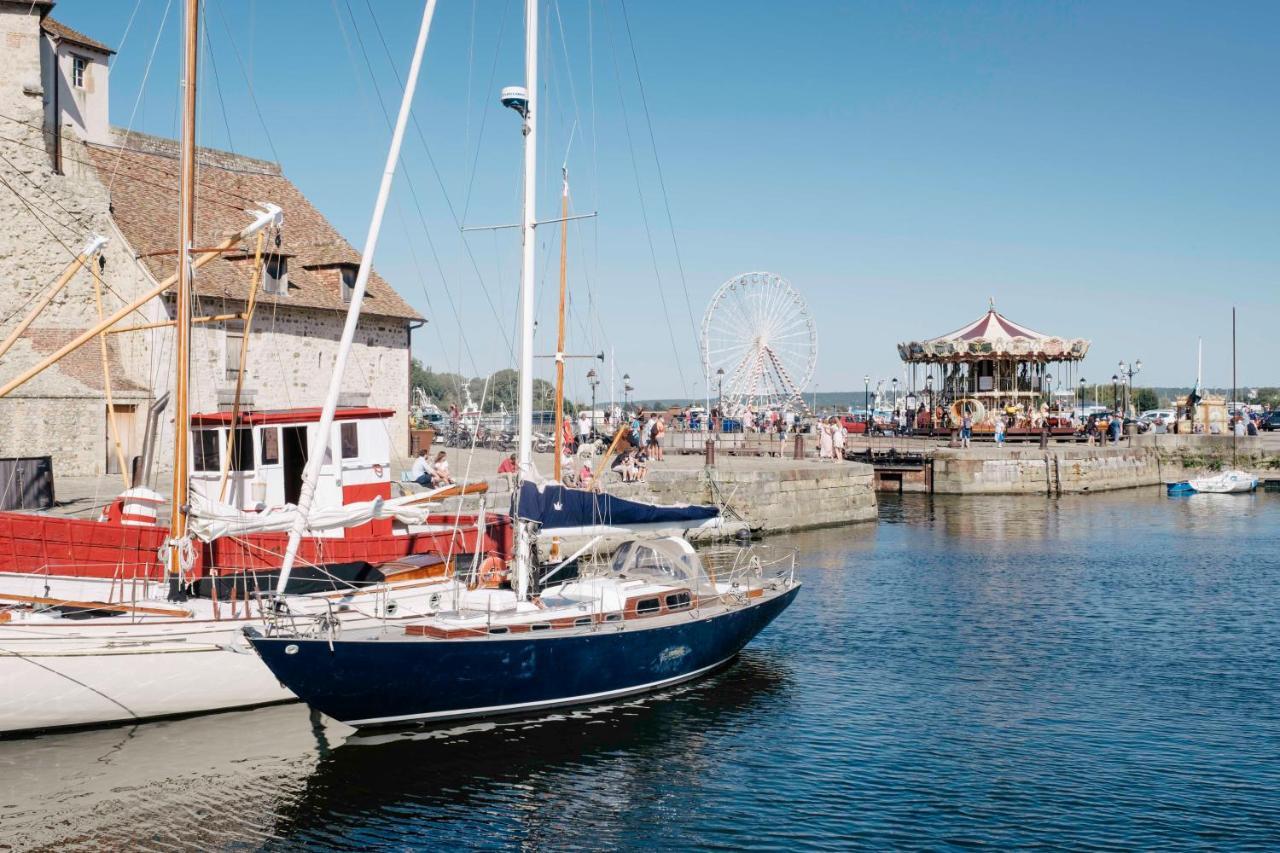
xmin=897 ymin=302 xmax=1090 ymax=363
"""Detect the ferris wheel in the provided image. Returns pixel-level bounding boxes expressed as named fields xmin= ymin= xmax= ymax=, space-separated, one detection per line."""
xmin=700 ymin=272 xmax=817 ymax=416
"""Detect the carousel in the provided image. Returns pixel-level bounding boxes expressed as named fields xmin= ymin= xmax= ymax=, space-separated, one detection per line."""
xmin=897 ymin=302 xmax=1090 ymax=434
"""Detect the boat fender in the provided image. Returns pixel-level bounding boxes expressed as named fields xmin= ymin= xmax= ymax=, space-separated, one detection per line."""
xmin=373 ymin=463 xmax=384 ymax=478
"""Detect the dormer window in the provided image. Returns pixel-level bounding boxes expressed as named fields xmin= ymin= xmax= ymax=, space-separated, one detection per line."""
xmin=72 ymin=55 xmax=87 ymax=89
xmin=263 ymin=257 xmax=288 ymax=295
xmin=340 ymin=266 xmax=357 ymax=303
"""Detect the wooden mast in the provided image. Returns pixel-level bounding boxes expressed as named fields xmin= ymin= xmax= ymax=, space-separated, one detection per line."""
xmin=552 ymin=168 xmax=569 ymax=483
xmin=168 ymin=0 xmax=199 ymax=590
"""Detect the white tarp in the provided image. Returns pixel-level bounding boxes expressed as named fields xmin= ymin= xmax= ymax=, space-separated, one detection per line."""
xmin=186 ymin=489 xmax=450 ymax=542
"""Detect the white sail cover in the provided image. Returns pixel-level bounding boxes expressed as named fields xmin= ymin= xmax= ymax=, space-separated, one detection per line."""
xmin=186 ymin=489 xmax=450 ymax=541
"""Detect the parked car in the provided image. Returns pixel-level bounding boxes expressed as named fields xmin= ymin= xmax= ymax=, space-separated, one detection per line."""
xmin=837 ymin=414 xmax=868 ymax=435
xmin=1138 ymin=409 xmax=1175 ymax=426
xmin=1260 ymin=411 xmax=1280 ymax=432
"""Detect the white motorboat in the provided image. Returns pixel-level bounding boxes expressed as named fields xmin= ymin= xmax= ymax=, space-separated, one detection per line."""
xmin=1187 ymin=470 xmax=1258 ymax=494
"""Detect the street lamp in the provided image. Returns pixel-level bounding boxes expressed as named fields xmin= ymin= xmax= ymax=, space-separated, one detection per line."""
xmin=891 ymin=377 xmax=899 ymax=412
xmin=1117 ymin=359 xmax=1142 ymax=418
xmin=1111 ymin=374 xmax=1119 ymax=414
xmin=623 ymin=373 xmax=633 ymax=412
xmin=1078 ymin=377 xmax=1086 ymax=413
xmin=716 ymin=367 xmax=725 ymax=414
xmin=587 ymin=367 xmax=599 ymax=433
xmin=863 ymin=374 xmax=870 ymax=426
xmin=925 ymin=374 xmax=934 ymax=429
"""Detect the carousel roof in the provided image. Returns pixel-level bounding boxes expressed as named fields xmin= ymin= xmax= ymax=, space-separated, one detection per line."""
xmin=897 ymin=304 xmax=1089 ymax=363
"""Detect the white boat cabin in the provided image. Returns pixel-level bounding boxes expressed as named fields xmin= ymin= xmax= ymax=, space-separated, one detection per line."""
xmin=188 ymin=407 xmax=394 ymax=511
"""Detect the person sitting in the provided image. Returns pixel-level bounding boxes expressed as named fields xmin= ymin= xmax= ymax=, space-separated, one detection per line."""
xmin=432 ymin=450 xmax=455 ymax=485
xmin=497 ymin=452 xmax=517 ymax=490
xmin=579 ymin=461 xmax=596 ymax=491
xmin=409 ymin=448 xmax=434 ymax=487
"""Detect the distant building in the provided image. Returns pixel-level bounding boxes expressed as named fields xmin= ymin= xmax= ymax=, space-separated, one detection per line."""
xmin=0 ymin=1 xmax=423 ymax=477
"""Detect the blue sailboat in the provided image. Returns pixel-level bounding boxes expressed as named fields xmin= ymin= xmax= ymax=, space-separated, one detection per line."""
xmin=248 ymin=0 xmax=798 ymax=729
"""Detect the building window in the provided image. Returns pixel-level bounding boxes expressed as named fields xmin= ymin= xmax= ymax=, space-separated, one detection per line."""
xmin=340 ymin=266 xmax=357 ymax=303
xmin=225 ymin=321 xmax=244 ymax=382
xmin=72 ymin=55 xmax=87 ymax=89
xmin=340 ymin=422 xmax=359 ymax=459
xmin=193 ymin=429 xmax=220 ymax=472
xmin=230 ymin=427 xmax=254 ymax=472
xmin=260 ymin=427 xmax=280 ymax=465
xmin=263 ymin=257 xmax=288 ymax=295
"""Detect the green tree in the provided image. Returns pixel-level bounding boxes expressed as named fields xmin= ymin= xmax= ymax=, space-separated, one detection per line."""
xmin=1133 ymin=387 xmax=1159 ymax=412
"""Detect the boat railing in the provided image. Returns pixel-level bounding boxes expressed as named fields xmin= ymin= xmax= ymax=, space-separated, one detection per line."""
xmin=702 ymin=545 xmax=797 ymax=602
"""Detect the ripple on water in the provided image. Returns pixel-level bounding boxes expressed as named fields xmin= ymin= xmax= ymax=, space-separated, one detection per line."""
xmin=2 ymin=490 xmax=1279 ymax=850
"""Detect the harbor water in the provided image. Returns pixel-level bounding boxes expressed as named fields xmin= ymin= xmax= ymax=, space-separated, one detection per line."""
xmin=3 ymin=490 xmax=1278 ymax=850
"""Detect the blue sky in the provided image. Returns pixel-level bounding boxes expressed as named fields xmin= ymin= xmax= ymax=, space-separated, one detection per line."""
xmin=57 ymin=0 xmax=1279 ymax=401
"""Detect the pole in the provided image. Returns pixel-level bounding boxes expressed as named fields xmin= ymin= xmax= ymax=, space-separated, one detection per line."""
xmin=90 ymin=258 xmax=130 ymax=489
xmin=512 ymin=0 xmax=540 ymax=601
xmin=166 ymin=0 xmax=199 ymax=595
xmin=275 ymin=0 xmax=439 ymax=597
xmin=1232 ymin=306 xmax=1237 ymax=465
xmin=552 ymin=168 xmax=569 ymax=484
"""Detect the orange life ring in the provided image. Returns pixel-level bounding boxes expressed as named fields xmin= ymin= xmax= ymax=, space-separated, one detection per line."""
xmin=372 ymin=463 xmax=384 ymax=478
xmin=477 ymin=555 xmax=508 ymax=589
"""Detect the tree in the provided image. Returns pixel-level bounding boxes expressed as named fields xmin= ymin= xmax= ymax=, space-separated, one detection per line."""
xmin=1133 ymin=387 xmax=1159 ymax=412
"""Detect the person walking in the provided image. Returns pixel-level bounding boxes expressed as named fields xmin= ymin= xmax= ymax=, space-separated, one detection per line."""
xmin=819 ymin=419 xmax=834 ymax=460
xmin=994 ymin=415 xmax=1006 ymax=447
xmin=832 ymin=417 xmax=846 ymax=461
xmin=961 ymin=411 xmax=973 ymax=448
xmin=652 ymin=414 xmax=667 ymax=460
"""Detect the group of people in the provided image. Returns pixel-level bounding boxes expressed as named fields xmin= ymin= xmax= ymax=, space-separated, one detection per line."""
xmin=816 ymin=417 xmax=848 ymax=460
xmin=409 ymin=448 xmax=455 ymax=488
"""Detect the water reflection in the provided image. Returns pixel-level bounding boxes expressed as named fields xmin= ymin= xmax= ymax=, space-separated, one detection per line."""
xmin=265 ymin=655 xmax=791 ymax=850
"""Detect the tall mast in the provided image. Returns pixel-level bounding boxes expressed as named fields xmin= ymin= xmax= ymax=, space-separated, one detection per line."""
xmin=552 ymin=167 xmax=569 ymax=483
xmin=512 ymin=0 xmax=540 ymax=600
xmin=167 ymin=0 xmax=199 ymax=594
xmin=274 ymin=0 xmax=439 ymax=596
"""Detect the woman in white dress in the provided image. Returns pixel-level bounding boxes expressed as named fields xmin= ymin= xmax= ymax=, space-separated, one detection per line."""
xmin=818 ymin=420 xmax=834 ymax=460
xmin=832 ymin=418 xmax=847 ymax=461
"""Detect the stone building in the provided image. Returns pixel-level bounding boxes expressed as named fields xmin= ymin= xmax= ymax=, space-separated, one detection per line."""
xmin=0 ymin=1 xmax=422 ymax=478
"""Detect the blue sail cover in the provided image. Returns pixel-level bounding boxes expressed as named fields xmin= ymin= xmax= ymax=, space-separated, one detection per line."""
xmin=514 ymin=481 xmax=720 ymax=530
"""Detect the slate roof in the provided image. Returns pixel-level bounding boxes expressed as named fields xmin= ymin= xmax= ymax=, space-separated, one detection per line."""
xmin=41 ymin=17 xmax=115 ymax=55
xmin=85 ymin=131 xmax=423 ymax=322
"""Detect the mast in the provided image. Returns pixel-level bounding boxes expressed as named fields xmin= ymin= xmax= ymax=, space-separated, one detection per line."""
xmin=167 ymin=0 xmax=199 ymax=596
xmin=274 ymin=0 xmax=439 ymax=596
xmin=512 ymin=0 xmax=539 ymax=600
xmin=552 ymin=167 xmax=569 ymax=483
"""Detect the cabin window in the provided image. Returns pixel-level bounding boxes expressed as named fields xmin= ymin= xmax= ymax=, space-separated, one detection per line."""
xmin=260 ymin=427 xmax=280 ymax=465
xmin=573 ymin=616 xmax=592 ymax=627
xmin=193 ymin=429 xmax=220 ymax=472
xmin=635 ymin=597 xmax=661 ymax=616
xmin=230 ymin=427 xmax=254 ymax=472
xmin=605 ymin=613 xmax=622 ymax=623
xmin=71 ymin=55 xmax=87 ymax=89
xmin=530 ymin=623 xmax=552 ymax=632
xmin=488 ymin=626 xmax=509 ymax=635
xmin=339 ymin=422 xmax=359 ymax=459
xmin=224 ymin=321 xmax=244 ymax=382
xmin=665 ymin=591 xmax=692 ymax=611
xmin=340 ymin=266 xmax=357 ymax=303
xmin=263 ymin=257 xmax=288 ymax=295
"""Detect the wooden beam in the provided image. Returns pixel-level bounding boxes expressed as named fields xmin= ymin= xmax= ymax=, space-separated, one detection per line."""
xmin=0 ymin=236 xmax=104 ymax=361
xmin=105 ymin=312 xmax=246 ymax=335
xmin=0 ymin=592 xmax=193 ymax=619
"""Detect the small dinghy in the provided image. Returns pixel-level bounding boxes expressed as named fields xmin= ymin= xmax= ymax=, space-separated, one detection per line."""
xmin=1186 ymin=470 xmax=1258 ymax=494
xmin=1166 ymin=481 xmax=1195 ymax=496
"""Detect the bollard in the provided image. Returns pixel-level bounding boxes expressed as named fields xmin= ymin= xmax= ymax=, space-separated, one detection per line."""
xmin=704 ymin=438 xmax=716 ymax=466
xmin=1039 ymin=425 xmax=1049 ymax=449
xmin=793 ymin=433 xmax=804 ymax=460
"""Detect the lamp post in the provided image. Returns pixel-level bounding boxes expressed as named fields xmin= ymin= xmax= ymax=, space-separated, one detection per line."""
xmin=892 ymin=377 xmax=899 ymax=412
xmin=587 ymin=367 xmax=599 ymax=434
xmin=1078 ymin=377 xmax=1086 ymax=414
xmin=1117 ymin=359 xmax=1142 ymax=418
xmin=863 ymin=374 xmax=870 ymax=431
xmin=623 ymin=373 xmax=633 ymax=413
xmin=925 ymin=374 xmax=934 ymax=430
xmin=1111 ymin=374 xmax=1119 ymax=414
xmin=716 ymin=367 xmax=724 ymax=414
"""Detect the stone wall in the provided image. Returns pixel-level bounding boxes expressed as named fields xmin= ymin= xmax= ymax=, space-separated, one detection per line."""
xmin=930 ymin=437 xmax=1280 ymax=495
xmin=607 ymin=462 xmax=878 ymax=533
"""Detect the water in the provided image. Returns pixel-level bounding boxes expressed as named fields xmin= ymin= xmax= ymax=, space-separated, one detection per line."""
xmin=3 ymin=490 xmax=1279 ymax=850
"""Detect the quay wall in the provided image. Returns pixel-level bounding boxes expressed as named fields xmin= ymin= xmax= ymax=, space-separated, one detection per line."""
xmin=930 ymin=436 xmax=1280 ymax=495
xmin=608 ymin=462 xmax=878 ymax=534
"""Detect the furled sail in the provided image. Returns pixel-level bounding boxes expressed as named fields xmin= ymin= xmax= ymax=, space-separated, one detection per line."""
xmin=187 ymin=491 xmax=442 ymax=541
xmin=514 ymin=481 xmax=720 ymax=533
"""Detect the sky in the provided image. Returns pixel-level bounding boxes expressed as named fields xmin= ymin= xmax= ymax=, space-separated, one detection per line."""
xmin=53 ymin=0 xmax=1279 ymax=403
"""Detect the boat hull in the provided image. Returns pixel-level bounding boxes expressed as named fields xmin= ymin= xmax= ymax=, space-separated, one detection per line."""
xmin=251 ymin=584 xmax=800 ymax=727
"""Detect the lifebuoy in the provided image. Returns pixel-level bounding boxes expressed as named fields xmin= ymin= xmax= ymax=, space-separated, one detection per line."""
xmin=477 ymin=555 xmax=508 ymax=589
xmin=372 ymin=463 xmax=384 ymax=478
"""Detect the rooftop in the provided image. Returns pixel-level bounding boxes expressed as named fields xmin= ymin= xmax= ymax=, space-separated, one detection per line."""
xmin=41 ymin=16 xmax=115 ymax=55
xmin=87 ymin=129 xmax=423 ymax=322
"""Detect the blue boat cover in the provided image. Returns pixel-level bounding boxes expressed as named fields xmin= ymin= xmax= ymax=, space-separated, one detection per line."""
xmin=514 ymin=481 xmax=720 ymax=530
